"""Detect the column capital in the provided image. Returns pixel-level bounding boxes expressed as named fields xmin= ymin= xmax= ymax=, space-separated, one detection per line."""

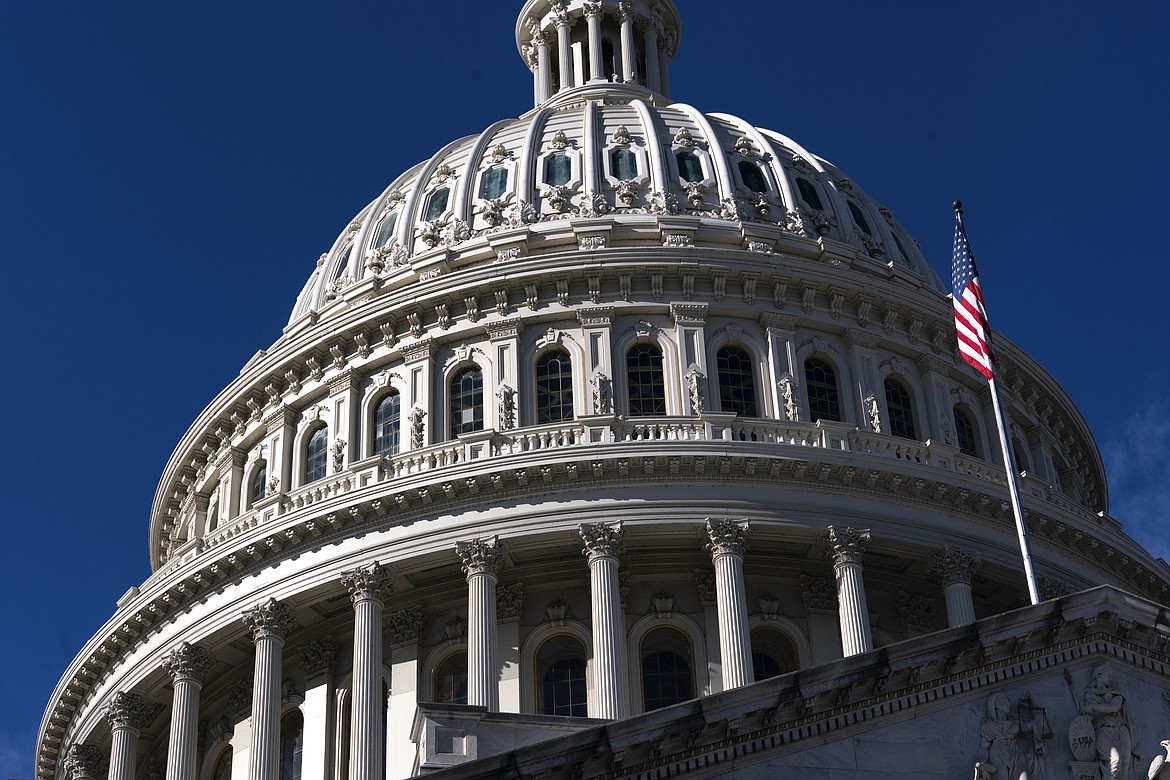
xmin=162 ymin=642 xmax=216 ymax=685
xmin=580 ymin=521 xmax=625 ymax=561
xmin=299 ymin=636 xmax=339 ymax=677
xmin=929 ymin=546 xmax=982 ymax=587
xmin=384 ymin=605 xmax=425 ymax=645
xmin=583 ymin=2 xmax=604 ymax=18
xmin=550 ymin=3 xmax=575 ymax=28
xmin=241 ymin=598 xmax=296 ymax=642
xmin=616 ymin=1 xmax=635 ymax=23
xmin=64 ymin=744 xmax=102 ymax=780
xmin=705 ymin=518 xmax=749 ymax=557
xmin=823 ymin=526 xmax=871 ymax=567
xmin=456 ymin=536 xmax=503 ymax=576
xmin=101 ymin=692 xmax=158 ymax=732
xmin=341 ymin=562 xmax=395 ymax=605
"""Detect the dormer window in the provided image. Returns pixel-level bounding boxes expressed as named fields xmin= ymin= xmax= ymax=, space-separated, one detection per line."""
xmin=545 ymin=154 xmax=572 ymax=186
xmin=676 ymin=150 xmax=703 ymax=183
xmin=611 ymin=148 xmax=638 ymax=180
xmin=373 ymin=212 xmax=398 ymax=248
xmin=848 ymin=200 xmax=873 ymax=235
xmin=797 ymin=177 xmax=824 ymax=210
xmin=425 ymin=187 xmax=450 ymax=221
xmin=480 ymin=166 xmax=509 ymax=200
xmin=738 ymin=160 xmax=768 ymax=193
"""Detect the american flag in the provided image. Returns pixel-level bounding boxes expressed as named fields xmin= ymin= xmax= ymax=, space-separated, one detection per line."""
xmin=952 ymin=210 xmax=994 ymax=380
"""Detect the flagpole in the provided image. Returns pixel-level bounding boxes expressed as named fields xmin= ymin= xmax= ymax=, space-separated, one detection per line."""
xmin=953 ymin=201 xmax=1041 ymax=606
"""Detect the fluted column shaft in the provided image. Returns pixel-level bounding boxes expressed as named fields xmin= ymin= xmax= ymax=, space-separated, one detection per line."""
xmin=584 ymin=5 xmax=603 ymax=81
xmin=641 ymin=23 xmax=661 ymax=93
xmin=162 ymin=643 xmax=214 ymax=780
xmin=555 ymin=16 xmax=573 ymax=90
xmin=706 ymin=519 xmax=753 ymax=689
xmin=931 ymin=547 xmax=981 ymax=627
xmin=580 ymin=522 xmax=629 ymax=719
xmin=108 ymin=726 xmax=136 ymax=780
xmin=456 ymin=538 xmax=503 ymax=710
xmin=537 ymin=37 xmax=553 ymax=102
xmin=825 ymin=527 xmax=873 ymax=657
xmin=618 ymin=2 xmax=636 ymax=82
xmin=342 ymin=564 xmax=393 ymax=780
xmin=242 ymin=599 xmax=295 ymax=780
xmin=102 ymin=692 xmax=161 ymax=780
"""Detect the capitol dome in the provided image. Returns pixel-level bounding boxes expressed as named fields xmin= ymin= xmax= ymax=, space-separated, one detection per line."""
xmin=40 ymin=2 xmax=1170 ymax=780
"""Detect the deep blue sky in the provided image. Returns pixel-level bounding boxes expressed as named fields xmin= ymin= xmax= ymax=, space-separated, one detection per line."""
xmin=3 ymin=1 xmax=1168 ymax=776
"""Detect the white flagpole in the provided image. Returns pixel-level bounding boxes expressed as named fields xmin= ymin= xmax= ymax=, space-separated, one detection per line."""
xmin=954 ymin=202 xmax=1041 ymax=605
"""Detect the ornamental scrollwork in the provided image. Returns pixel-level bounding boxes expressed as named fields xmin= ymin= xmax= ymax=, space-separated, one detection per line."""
xmin=580 ymin=521 xmax=625 ymax=561
xmin=455 ymin=536 xmax=503 ymax=576
xmin=864 ymin=392 xmax=882 ymax=433
xmin=331 ymin=438 xmax=346 ymax=473
xmin=673 ymin=127 xmax=694 ymax=147
xmin=546 ymin=184 xmax=573 ymax=212
xmin=497 ymin=583 xmax=525 ymax=620
xmin=613 ymin=179 xmax=640 ymax=208
xmin=681 ymin=181 xmax=707 ymax=210
xmin=648 ymin=190 xmax=680 ymax=215
xmin=575 ymin=189 xmax=609 ymax=217
xmin=705 ymin=518 xmax=749 ymax=557
xmin=779 ymin=374 xmax=799 ymax=422
xmin=799 ymin=575 xmax=837 ymax=612
xmin=408 ymin=406 xmax=426 ymax=449
xmin=894 ymin=591 xmax=934 ymax=628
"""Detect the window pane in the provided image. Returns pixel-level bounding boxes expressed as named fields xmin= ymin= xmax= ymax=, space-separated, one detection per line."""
xmin=305 ymin=428 xmax=329 ymax=483
xmin=611 ymin=148 xmax=638 ymax=180
xmin=954 ymin=407 xmax=978 ymax=457
xmin=751 ymin=629 xmax=796 ymax=680
xmin=641 ymin=627 xmax=693 ymax=711
xmin=425 ymin=187 xmax=450 ymax=221
xmin=480 ymin=166 xmax=509 ymax=200
xmin=848 ymin=200 xmax=873 ymax=235
xmin=797 ymin=177 xmax=823 ymax=210
xmin=251 ymin=465 xmax=267 ymax=504
xmin=450 ymin=367 xmax=484 ymax=436
xmin=752 ymin=651 xmax=782 ymax=681
xmin=538 ymin=648 xmax=588 ymax=717
xmin=884 ymin=378 xmax=916 ymax=439
xmin=536 ymin=350 xmax=574 ymax=423
xmin=738 ymin=160 xmax=768 ymax=193
xmin=375 ymin=393 xmax=401 ymax=457
xmin=544 ymin=154 xmax=572 ymax=186
xmin=332 ymin=246 xmax=351 ymax=280
xmin=436 ymin=653 xmax=468 ymax=705
xmin=279 ymin=712 xmax=303 ymax=780
xmin=676 ymin=151 xmax=703 ymax=183
xmin=627 ymin=344 xmax=666 ymax=416
xmin=373 ymin=212 xmax=398 ymax=248
xmin=717 ymin=346 xmax=757 ymax=416
xmin=804 ymin=358 xmax=841 ymax=422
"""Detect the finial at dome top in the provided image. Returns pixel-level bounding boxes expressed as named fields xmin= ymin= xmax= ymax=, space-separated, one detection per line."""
xmin=516 ymin=0 xmax=682 ymax=107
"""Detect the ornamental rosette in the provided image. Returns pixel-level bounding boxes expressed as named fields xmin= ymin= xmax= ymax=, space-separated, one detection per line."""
xmin=455 ymin=536 xmax=503 ymax=576
xmin=705 ymin=518 xmax=749 ymax=558
xmin=340 ymin=562 xmax=394 ymax=605
xmin=241 ymin=598 xmax=296 ymax=642
xmin=579 ymin=521 xmax=625 ymax=561
xmin=929 ymin=547 xmax=981 ymax=587
xmin=162 ymin=642 xmax=216 ymax=684
xmin=823 ymin=526 xmax=871 ymax=567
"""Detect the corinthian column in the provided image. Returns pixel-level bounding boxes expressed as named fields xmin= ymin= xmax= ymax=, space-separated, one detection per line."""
xmin=64 ymin=744 xmax=101 ymax=780
xmin=552 ymin=4 xmax=575 ymax=90
xmin=101 ymin=693 xmax=152 ymax=780
xmin=930 ymin=547 xmax=981 ymax=627
xmin=580 ymin=522 xmax=629 ymax=719
xmin=824 ymin=526 xmax=873 ymax=656
xmin=705 ymin=518 xmax=753 ymax=689
xmin=242 ymin=598 xmax=295 ymax=780
xmin=455 ymin=537 xmax=503 ymax=710
xmin=340 ymin=563 xmax=393 ymax=780
xmin=583 ymin=3 xmax=604 ymax=82
xmin=161 ymin=643 xmax=215 ymax=780
xmin=617 ymin=2 xmax=636 ymax=82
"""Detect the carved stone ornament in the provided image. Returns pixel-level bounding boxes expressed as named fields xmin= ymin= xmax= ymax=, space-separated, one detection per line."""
xmin=546 ymin=184 xmax=573 ymax=212
xmin=241 ymin=598 xmax=295 ymax=642
xmin=497 ymin=583 xmax=525 ymax=620
xmin=929 ymin=546 xmax=981 ymax=587
xmin=299 ymin=636 xmax=339 ymax=676
xmin=799 ymin=575 xmax=837 ymax=612
xmin=384 ymin=605 xmax=424 ymax=645
xmin=682 ymin=180 xmax=707 ymax=209
xmin=705 ymin=517 xmax=748 ymax=557
xmin=611 ymin=124 xmax=633 ymax=145
xmin=1039 ymin=576 xmax=1070 ymax=600
xmin=779 ymin=374 xmax=799 ymax=422
xmin=575 ymin=189 xmax=609 ymax=217
xmin=694 ymin=569 xmax=717 ymax=603
xmin=331 ymin=438 xmax=346 ymax=473
xmin=591 ymin=371 xmax=612 ymax=414
xmin=894 ymin=591 xmax=934 ymax=628
xmin=673 ymin=127 xmax=694 ymax=147
xmin=649 ymin=190 xmax=681 ymax=215
xmin=64 ymin=744 xmax=102 ymax=780
xmin=497 ymin=383 xmax=516 ymax=431
xmin=823 ymin=526 xmax=871 ymax=568
xmin=340 ymin=561 xmax=394 ymax=604
xmin=408 ymin=406 xmax=426 ymax=449
xmin=864 ymin=392 xmax=882 ymax=433
xmin=653 ymin=592 xmax=675 ymax=618
xmin=100 ymin=692 xmax=157 ymax=731
xmin=162 ymin=642 xmax=216 ymax=684
xmin=976 ymin=693 xmax=1049 ymax=780
xmin=456 ymin=536 xmax=503 ymax=576
xmin=227 ymin=675 xmax=254 ymax=715
xmin=544 ymin=598 xmax=570 ymax=625
xmin=1069 ymin=664 xmax=1133 ymax=779
xmin=580 ymin=521 xmax=625 ymax=561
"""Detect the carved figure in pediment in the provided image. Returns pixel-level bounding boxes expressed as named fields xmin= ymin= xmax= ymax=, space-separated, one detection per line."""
xmin=1078 ymin=664 xmax=1135 ymax=780
xmin=976 ymin=693 xmax=1046 ymax=780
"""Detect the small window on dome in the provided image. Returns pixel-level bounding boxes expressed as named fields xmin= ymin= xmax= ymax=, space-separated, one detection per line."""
xmin=373 ymin=212 xmax=399 ymax=248
xmin=884 ymin=377 xmax=917 ymax=439
xmin=332 ymin=246 xmax=351 ymax=280
xmin=250 ymin=465 xmax=267 ymax=506
xmin=305 ymin=426 xmax=329 ymax=484
xmin=374 ymin=392 xmax=401 ymax=457
xmin=536 ymin=350 xmax=574 ymax=423
xmin=717 ymin=346 xmax=758 ymax=417
xmin=804 ymin=357 xmax=842 ymax=423
xmin=676 ymin=150 xmax=703 ymax=183
xmin=848 ymin=200 xmax=873 ymax=235
xmin=425 ymin=187 xmax=450 ymax=221
xmin=797 ymin=177 xmax=824 ymax=211
xmin=954 ymin=405 xmax=979 ymax=458
xmin=450 ymin=366 xmax=484 ymax=437
xmin=611 ymin=148 xmax=638 ymax=180
xmin=545 ymin=153 xmax=572 ymax=186
xmin=738 ymin=160 xmax=768 ymax=193
xmin=480 ymin=166 xmax=509 ymax=200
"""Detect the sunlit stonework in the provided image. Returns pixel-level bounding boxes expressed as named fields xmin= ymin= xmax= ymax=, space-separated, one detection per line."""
xmin=39 ymin=2 xmax=1170 ymax=780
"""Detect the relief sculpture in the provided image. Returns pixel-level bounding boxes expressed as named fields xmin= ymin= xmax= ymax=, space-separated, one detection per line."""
xmin=975 ymin=692 xmax=1051 ymax=780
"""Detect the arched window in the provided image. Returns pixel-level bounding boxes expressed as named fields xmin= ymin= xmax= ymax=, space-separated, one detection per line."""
xmin=797 ymin=177 xmax=823 ymax=210
xmin=480 ymin=166 xmax=509 ymax=200
xmin=207 ymin=503 xmax=219 ymax=533
xmin=804 ymin=358 xmax=842 ymax=422
xmin=544 ymin=154 xmax=572 ymax=186
xmin=884 ymin=377 xmax=917 ymax=439
xmin=954 ymin=406 xmax=979 ymax=458
xmin=611 ymin=148 xmax=638 ymax=180
xmin=848 ymin=200 xmax=873 ymax=235
xmin=738 ymin=160 xmax=768 ymax=193
xmin=374 ymin=392 xmax=401 ymax=457
xmin=435 ymin=652 xmax=468 ymax=705
xmin=641 ymin=627 xmax=693 ymax=711
xmin=278 ymin=710 xmax=304 ymax=780
xmin=424 ymin=187 xmax=450 ymax=221
xmin=676 ymin=150 xmax=703 ymax=183
xmin=450 ymin=367 xmax=484 ymax=436
xmin=716 ymin=346 xmax=758 ymax=417
xmin=211 ymin=750 xmax=232 ymax=780
xmin=627 ymin=344 xmax=667 ymax=416
xmin=535 ymin=635 xmax=588 ymax=717
xmin=751 ymin=628 xmax=798 ymax=682
xmin=250 ymin=463 xmax=267 ymax=506
xmin=1012 ymin=437 xmax=1030 ymax=472
xmin=305 ymin=427 xmax=329 ymax=484
xmin=536 ymin=350 xmax=574 ymax=423
xmin=373 ymin=212 xmax=399 ymax=248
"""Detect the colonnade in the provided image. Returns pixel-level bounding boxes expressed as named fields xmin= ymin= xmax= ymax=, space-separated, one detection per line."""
xmin=71 ymin=525 xmax=981 ymax=780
